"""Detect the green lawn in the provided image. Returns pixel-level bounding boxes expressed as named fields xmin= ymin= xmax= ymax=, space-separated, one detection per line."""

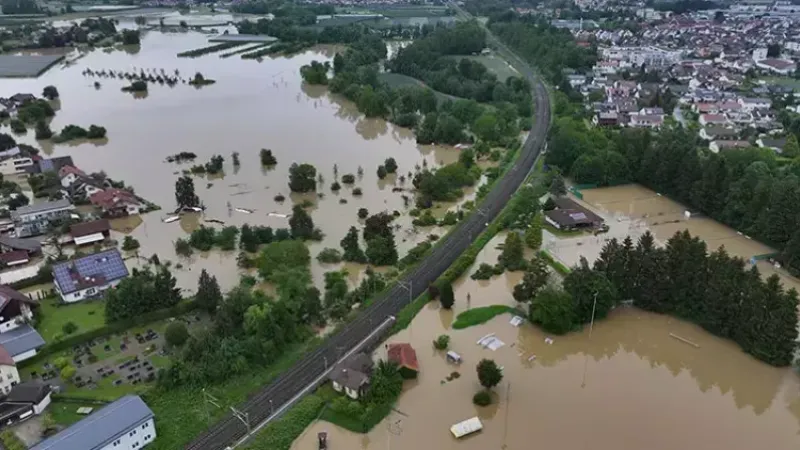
xmin=378 ymin=73 xmax=461 ymax=103
xmin=37 ymin=296 xmax=105 ymax=343
xmin=48 ymin=400 xmax=103 ymax=427
xmin=758 ymin=76 xmax=800 ymax=89
xmin=452 ymin=305 xmax=519 ymax=329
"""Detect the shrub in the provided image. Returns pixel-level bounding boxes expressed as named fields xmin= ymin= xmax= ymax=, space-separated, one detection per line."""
xmin=260 ymin=149 xmax=277 ymax=166
xmin=427 ymin=284 xmax=440 ymax=299
xmin=53 ymin=356 xmax=69 ymax=369
xmin=358 ymin=208 xmax=369 ymax=219
xmin=473 ymin=390 xmax=492 ymax=406
xmin=471 ymin=263 xmax=503 ymax=280
xmin=174 ymin=238 xmax=193 ymax=257
xmin=60 ymin=365 xmax=76 ymax=380
xmin=433 ymin=334 xmax=450 ymax=350
xmin=10 ymin=119 xmax=25 ymax=134
xmin=341 ymin=174 xmax=355 ymax=184
xmin=377 ymin=165 xmax=387 ymax=179
xmin=316 ymin=248 xmax=343 ymax=264
xmin=331 ymin=182 xmax=341 ymax=191
xmin=274 ymin=194 xmax=286 ymax=202
xmin=122 ymin=236 xmax=140 ymax=251
xmin=353 ymin=187 xmax=363 ymax=196
xmin=62 ymin=321 xmax=78 ymax=335
xmin=165 ymin=322 xmax=189 ymax=347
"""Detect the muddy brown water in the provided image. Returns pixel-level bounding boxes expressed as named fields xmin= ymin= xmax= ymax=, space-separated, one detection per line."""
xmin=291 ymin=243 xmax=800 ymax=450
xmin=2 ymin=29 xmax=469 ymax=292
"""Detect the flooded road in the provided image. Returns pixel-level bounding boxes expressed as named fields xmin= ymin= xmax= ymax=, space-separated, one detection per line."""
xmin=1 ymin=29 xmax=466 ymax=291
xmin=292 ymin=248 xmax=800 ymax=450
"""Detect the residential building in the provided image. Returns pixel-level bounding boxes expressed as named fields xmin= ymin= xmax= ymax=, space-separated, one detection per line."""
xmin=52 ymin=249 xmax=129 ymax=303
xmin=59 ymin=166 xmax=107 ymax=201
xmin=0 ymin=345 xmax=19 ymax=395
xmin=710 ymin=140 xmax=751 ymax=153
xmin=700 ymin=126 xmax=739 ymax=141
xmin=699 ymin=114 xmax=730 ymax=127
xmin=387 ymin=343 xmax=419 ymax=378
xmin=629 ymin=113 xmax=664 ymax=128
xmin=757 ymin=137 xmax=787 ymax=153
xmin=29 ymin=156 xmax=74 ymax=175
xmin=544 ymin=196 xmax=605 ymax=231
xmin=593 ymin=111 xmax=619 ymax=126
xmin=0 ymin=382 xmax=52 ymax=427
xmin=10 ymin=199 xmax=75 ymax=238
xmin=69 ymin=219 xmax=111 ymax=247
xmin=329 ymin=353 xmax=373 ymax=400
xmin=0 ymin=235 xmax=41 ymax=267
xmin=31 ymin=395 xmax=155 ymax=450
xmin=738 ymin=97 xmax=772 ymax=111
xmin=89 ymin=189 xmax=142 ymax=218
xmin=0 ymin=147 xmax=34 ymax=176
xmin=755 ymin=58 xmax=796 ymax=75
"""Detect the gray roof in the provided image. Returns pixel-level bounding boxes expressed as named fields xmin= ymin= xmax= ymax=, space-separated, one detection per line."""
xmin=0 ymin=236 xmax=41 ymax=253
xmin=0 ymin=55 xmax=64 ymax=78
xmin=0 ymin=324 xmax=44 ymax=357
xmin=31 ymin=395 xmax=154 ymax=450
xmin=10 ymin=199 xmax=73 ymax=219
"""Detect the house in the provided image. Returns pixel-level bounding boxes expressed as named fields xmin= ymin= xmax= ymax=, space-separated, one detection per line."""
xmin=0 ymin=285 xmax=37 ymax=335
xmin=58 ymin=166 xmax=87 ymax=188
xmin=387 ymin=343 xmax=419 ymax=379
xmin=329 ymin=353 xmax=373 ymax=400
xmin=0 ymin=345 xmax=19 ymax=395
xmin=699 ymin=114 xmax=730 ymax=127
xmin=757 ymin=137 xmax=787 ymax=153
xmin=0 ymin=382 xmax=52 ymax=427
xmin=31 ymin=395 xmax=155 ymax=450
xmin=709 ymin=140 xmax=751 ymax=153
xmin=544 ymin=196 xmax=605 ymax=231
xmin=0 ymin=235 xmax=41 ymax=260
xmin=59 ymin=166 xmax=107 ymax=201
xmin=9 ymin=94 xmax=34 ymax=107
xmin=0 ymin=251 xmax=30 ymax=267
xmin=52 ymin=249 xmax=129 ymax=303
xmin=30 ymin=156 xmax=75 ymax=175
xmin=593 ymin=111 xmax=619 ymax=126
xmin=0 ymin=325 xmax=44 ymax=363
xmin=69 ymin=219 xmax=110 ymax=246
xmin=0 ymin=147 xmax=34 ymax=176
xmin=755 ymin=58 xmax=796 ymax=75
xmin=738 ymin=97 xmax=772 ymax=112
xmin=10 ymin=199 xmax=75 ymax=238
xmin=700 ymin=126 xmax=739 ymax=141
xmin=629 ymin=114 xmax=663 ymax=128
xmin=89 ymin=189 xmax=142 ymax=218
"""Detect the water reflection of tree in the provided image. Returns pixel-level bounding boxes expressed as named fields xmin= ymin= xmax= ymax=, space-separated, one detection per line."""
xmin=522 ymin=311 xmax=788 ymax=415
xmin=300 ymin=82 xmax=326 ymax=100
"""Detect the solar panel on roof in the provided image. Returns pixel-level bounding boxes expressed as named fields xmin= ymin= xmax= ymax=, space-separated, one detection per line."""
xmin=52 ymin=249 xmax=128 ymax=294
xmin=569 ymin=212 xmax=587 ymax=220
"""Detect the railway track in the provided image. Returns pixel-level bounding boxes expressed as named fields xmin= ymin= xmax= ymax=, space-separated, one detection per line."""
xmin=186 ymin=15 xmax=551 ymax=450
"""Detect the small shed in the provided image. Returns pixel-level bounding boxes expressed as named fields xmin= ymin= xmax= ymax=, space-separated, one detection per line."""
xmin=387 ymin=343 xmax=419 ymax=379
xmin=450 ymin=417 xmax=483 ymax=439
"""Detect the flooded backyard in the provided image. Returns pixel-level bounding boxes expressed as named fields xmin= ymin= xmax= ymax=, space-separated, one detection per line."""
xmin=1 ymin=28 xmax=468 ymax=292
xmin=292 ymin=242 xmax=800 ymax=450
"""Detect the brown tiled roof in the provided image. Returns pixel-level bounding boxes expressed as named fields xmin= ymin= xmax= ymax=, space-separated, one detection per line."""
xmin=388 ymin=343 xmax=419 ymax=371
xmin=70 ymin=219 xmax=110 ymax=238
xmin=0 ymin=250 xmax=29 ymax=265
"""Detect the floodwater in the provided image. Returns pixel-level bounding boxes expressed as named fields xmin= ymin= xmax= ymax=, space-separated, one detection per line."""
xmin=555 ymin=184 xmax=800 ymax=292
xmin=292 ymin=243 xmax=800 ymax=450
xmin=1 ymin=29 xmax=470 ymax=292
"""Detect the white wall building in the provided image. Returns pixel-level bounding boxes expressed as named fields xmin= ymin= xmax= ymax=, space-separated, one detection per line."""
xmin=52 ymin=249 xmax=129 ymax=303
xmin=32 ymin=395 xmax=155 ymax=450
xmin=0 ymin=347 xmax=19 ymax=395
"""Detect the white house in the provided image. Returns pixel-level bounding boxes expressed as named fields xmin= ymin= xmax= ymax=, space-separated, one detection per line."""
xmin=0 ymin=286 xmax=43 ymax=363
xmin=52 ymin=249 xmax=129 ymax=303
xmin=0 ymin=345 xmax=19 ymax=395
xmin=10 ymin=199 xmax=75 ymax=238
xmin=328 ymin=353 xmax=373 ymax=400
xmin=738 ymin=97 xmax=772 ymax=112
xmin=0 ymin=147 xmax=33 ymax=176
xmin=31 ymin=395 xmax=155 ymax=450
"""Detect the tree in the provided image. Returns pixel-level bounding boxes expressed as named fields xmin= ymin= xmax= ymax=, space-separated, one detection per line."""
xmin=340 ymin=226 xmax=366 ymax=263
xmin=289 ymin=204 xmax=314 ymax=239
xmin=175 ymin=175 xmax=199 ymax=208
xmin=512 ymin=256 xmax=549 ymax=302
xmin=459 ymin=148 xmax=475 ymax=168
xmin=165 ymin=322 xmax=189 ymax=347
xmin=288 ymin=163 xmax=317 ymax=192
xmin=300 ymin=60 xmax=329 ymax=85
xmin=549 ymin=173 xmax=567 ymax=196
xmin=498 ymin=232 xmax=525 ymax=271
xmin=384 ymin=158 xmax=398 ymax=174
xmin=433 ymin=334 xmax=450 ymax=350
xmin=529 ymin=286 xmax=576 ymax=334
xmin=767 ymin=43 xmax=781 ymax=58
xmin=473 ymin=390 xmax=492 ymax=406
xmin=196 ymin=269 xmax=222 ymax=314
xmin=122 ymin=29 xmax=141 ymax=45
xmin=476 ymin=358 xmax=502 ymax=390
xmin=0 ymin=133 xmax=16 ymax=151
xmin=62 ymin=321 xmax=77 ymax=334
xmin=525 ymin=212 xmax=544 ymax=249
xmin=122 ymin=236 xmax=140 ymax=251
xmin=42 ymin=85 xmax=59 ymax=100
xmin=60 ymin=365 xmax=76 ymax=381
xmin=260 ymin=149 xmax=277 ymax=166
xmin=258 ymin=240 xmax=310 ymax=282
xmin=784 ymin=134 xmax=800 ymax=158
xmin=563 ymin=257 xmax=619 ymax=324
xmin=377 ymin=165 xmax=388 ymax=179
xmin=35 ymin=120 xmax=52 ymax=140
xmin=439 ymin=282 xmax=455 ymax=309
xmin=365 ymin=235 xmax=398 ymax=265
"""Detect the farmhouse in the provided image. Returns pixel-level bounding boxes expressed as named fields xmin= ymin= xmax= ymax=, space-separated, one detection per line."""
xmin=0 ymin=382 xmax=52 ymax=427
xmin=52 ymin=249 xmax=129 ymax=303
xmin=387 ymin=343 xmax=419 ymax=379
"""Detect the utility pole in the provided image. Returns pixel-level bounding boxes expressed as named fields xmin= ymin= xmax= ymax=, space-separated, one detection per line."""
xmin=502 ymin=382 xmax=511 ymax=449
xmin=202 ymin=389 xmax=222 ymax=425
xmin=231 ymin=405 xmax=251 ymax=434
xmin=582 ymin=292 xmax=599 ymax=388
xmin=398 ymin=281 xmax=413 ymax=338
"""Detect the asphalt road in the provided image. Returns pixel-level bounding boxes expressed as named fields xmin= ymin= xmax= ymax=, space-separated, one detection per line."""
xmin=185 ymin=19 xmax=551 ymax=450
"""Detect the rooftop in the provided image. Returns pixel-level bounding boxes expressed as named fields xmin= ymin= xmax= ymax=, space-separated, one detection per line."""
xmin=69 ymin=219 xmax=110 ymax=238
xmin=52 ymin=249 xmax=128 ymax=295
xmin=0 ymin=324 xmax=44 ymax=358
xmin=10 ymin=199 xmax=73 ymax=219
xmin=0 ymin=235 xmax=41 ymax=253
xmin=31 ymin=395 xmax=154 ymax=450
xmin=208 ymin=34 xmax=278 ymax=43
xmin=387 ymin=343 xmax=419 ymax=371
xmin=6 ymin=381 xmax=50 ymax=404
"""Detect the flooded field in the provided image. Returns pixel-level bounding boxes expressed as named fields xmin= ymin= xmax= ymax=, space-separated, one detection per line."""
xmin=292 ymin=244 xmax=800 ymax=450
xmin=547 ymin=184 xmax=800 ymax=292
xmin=2 ymin=29 xmax=468 ymax=292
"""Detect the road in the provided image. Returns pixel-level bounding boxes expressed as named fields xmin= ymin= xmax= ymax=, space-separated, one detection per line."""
xmin=185 ymin=12 xmax=551 ymax=450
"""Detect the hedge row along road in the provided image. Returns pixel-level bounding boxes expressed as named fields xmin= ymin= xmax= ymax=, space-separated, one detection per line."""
xmin=186 ymin=17 xmax=552 ymax=450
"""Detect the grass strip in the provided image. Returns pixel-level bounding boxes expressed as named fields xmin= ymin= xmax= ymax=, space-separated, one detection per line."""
xmin=452 ymin=305 xmax=518 ymax=329
xmin=241 ymin=394 xmax=326 ymax=450
xmin=538 ymin=249 xmax=570 ymax=275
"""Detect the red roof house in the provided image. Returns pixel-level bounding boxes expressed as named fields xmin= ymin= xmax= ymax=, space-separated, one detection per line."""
xmin=89 ymin=189 xmax=142 ymax=217
xmin=387 ymin=343 xmax=419 ymax=378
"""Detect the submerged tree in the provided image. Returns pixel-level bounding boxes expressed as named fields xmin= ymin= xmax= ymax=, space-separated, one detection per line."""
xmin=175 ymin=175 xmax=199 ymax=208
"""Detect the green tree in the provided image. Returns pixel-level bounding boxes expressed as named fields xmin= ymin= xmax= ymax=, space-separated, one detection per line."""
xmin=165 ymin=322 xmax=189 ymax=347
xmin=62 ymin=321 xmax=77 ymax=334
xmin=365 ymin=235 xmax=398 ymax=266
xmin=289 ymin=204 xmax=314 ymax=239
xmin=529 ymin=286 xmax=576 ymax=334
xmin=258 ymin=240 xmax=311 ymax=282
xmin=433 ymin=334 xmax=450 ymax=350
xmin=498 ymin=231 xmax=525 ymax=271
xmin=476 ymin=358 xmax=503 ymax=390
xmin=549 ymin=172 xmax=567 ymax=196
xmin=377 ymin=165 xmax=387 ymax=179
xmin=784 ymin=134 xmax=800 ymax=158
xmin=175 ymin=175 xmax=199 ymax=208
xmin=439 ymin=282 xmax=455 ymax=309
xmin=260 ymin=149 xmax=277 ymax=166
xmin=340 ymin=226 xmax=366 ymax=263
xmin=512 ymin=256 xmax=549 ymax=302
xmin=563 ymin=257 xmax=618 ymax=324
xmin=525 ymin=213 xmax=543 ymax=249
xmin=122 ymin=236 xmax=140 ymax=251
xmin=34 ymin=120 xmax=52 ymax=140
xmin=384 ymin=157 xmax=398 ymax=173
xmin=42 ymin=85 xmax=59 ymax=100
xmin=300 ymin=60 xmax=329 ymax=85
xmin=196 ymin=269 xmax=222 ymax=314
xmin=288 ymin=163 xmax=317 ymax=193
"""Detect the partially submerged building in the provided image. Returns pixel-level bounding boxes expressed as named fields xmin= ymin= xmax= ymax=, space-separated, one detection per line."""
xmin=544 ymin=196 xmax=605 ymax=231
xmin=11 ymin=199 xmax=74 ymax=238
xmin=329 ymin=353 xmax=373 ymax=400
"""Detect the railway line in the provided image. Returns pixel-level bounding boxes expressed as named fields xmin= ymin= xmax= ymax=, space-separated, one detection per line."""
xmin=186 ymin=12 xmax=551 ymax=450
